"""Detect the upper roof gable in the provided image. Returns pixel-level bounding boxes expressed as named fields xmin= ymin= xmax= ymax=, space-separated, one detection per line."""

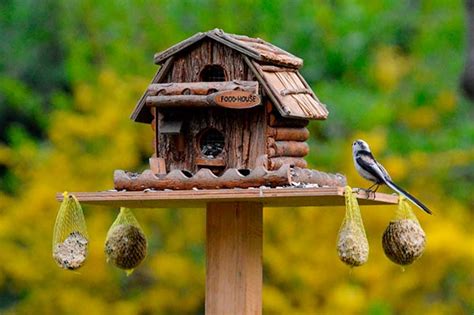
xmin=153 ymin=29 xmax=303 ymax=69
xmin=130 ymin=29 xmax=328 ymax=123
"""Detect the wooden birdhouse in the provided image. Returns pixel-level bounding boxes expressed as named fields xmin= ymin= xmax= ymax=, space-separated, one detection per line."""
xmin=115 ymin=29 xmax=345 ymax=190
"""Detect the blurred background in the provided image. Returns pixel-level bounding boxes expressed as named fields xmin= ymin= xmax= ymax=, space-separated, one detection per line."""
xmin=0 ymin=0 xmax=473 ymax=314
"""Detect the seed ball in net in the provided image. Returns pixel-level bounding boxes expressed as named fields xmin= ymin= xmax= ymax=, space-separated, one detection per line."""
xmin=53 ymin=231 xmax=88 ymax=270
xmin=382 ymin=219 xmax=426 ymax=265
xmin=105 ymin=224 xmax=147 ymax=270
xmin=337 ymin=222 xmax=369 ymax=267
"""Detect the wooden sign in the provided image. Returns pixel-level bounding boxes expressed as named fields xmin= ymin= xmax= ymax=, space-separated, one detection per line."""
xmin=214 ymin=90 xmax=261 ymax=109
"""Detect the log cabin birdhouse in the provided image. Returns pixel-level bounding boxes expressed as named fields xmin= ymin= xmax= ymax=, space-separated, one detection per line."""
xmin=115 ymin=29 xmax=346 ymax=190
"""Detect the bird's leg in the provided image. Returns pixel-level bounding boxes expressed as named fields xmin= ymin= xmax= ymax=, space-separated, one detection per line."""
xmin=367 ymin=183 xmax=378 ymax=191
xmin=364 ymin=183 xmax=379 ymax=199
xmin=372 ymin=184 xmax=380 ymax=193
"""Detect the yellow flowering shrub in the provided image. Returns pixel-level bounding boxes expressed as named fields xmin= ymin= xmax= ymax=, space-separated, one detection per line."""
xmin=1 ymin=67 xmax=472 ymax=314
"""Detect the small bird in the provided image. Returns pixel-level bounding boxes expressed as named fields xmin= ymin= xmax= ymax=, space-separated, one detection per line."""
xmin=352 ymin=139 xmax=432 ymax=215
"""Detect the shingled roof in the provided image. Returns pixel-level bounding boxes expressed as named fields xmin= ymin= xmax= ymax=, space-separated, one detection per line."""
xmin=153 ymin=28 xmax=303 ymax=68
xmin=131 ymin=29 xmax=328 ymax=123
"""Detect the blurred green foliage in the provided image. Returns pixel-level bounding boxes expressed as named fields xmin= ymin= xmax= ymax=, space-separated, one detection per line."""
xmin=0 ymin=0 xmax=473 ymax=314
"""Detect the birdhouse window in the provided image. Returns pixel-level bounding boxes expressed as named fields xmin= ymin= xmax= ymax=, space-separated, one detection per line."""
xmin=200 ymin=65 xmax=226 ymax=82
xmin=199 ymin=128 xmax=225 ymax=158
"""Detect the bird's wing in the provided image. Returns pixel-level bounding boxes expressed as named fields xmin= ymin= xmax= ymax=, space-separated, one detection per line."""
xmin=376 ymin=160 xmax=391 ymax=181
xmin=356 ymin=152 xmax=386 ymax=183
xmin=359 ymin=151 xmax=392 ymax=182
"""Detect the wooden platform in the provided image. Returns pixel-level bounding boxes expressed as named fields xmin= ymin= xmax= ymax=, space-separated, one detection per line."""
xmin=56 ymin=187 xmax=398 ymax=208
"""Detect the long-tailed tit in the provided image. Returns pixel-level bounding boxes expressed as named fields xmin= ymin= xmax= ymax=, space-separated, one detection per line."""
xmin=352 ymin=139 xmax=432 ymax=215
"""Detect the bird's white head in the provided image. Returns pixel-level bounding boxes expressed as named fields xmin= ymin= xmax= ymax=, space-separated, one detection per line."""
xmin=352 ymin=139 xmax=371 ymax=154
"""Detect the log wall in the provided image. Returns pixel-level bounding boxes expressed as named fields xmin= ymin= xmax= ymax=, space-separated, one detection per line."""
xmin=265 ymin=100 xmax=310 ymax=170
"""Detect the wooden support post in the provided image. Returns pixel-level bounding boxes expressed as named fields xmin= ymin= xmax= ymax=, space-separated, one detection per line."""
xmin=206 ymin=202 xmax=263 ymax=315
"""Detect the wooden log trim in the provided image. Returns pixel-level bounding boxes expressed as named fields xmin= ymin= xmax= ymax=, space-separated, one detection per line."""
xmin=147 ymin=81 xmax=258 ymax=96
xmin=147 ymin=94 xmax=217 ymax=108
xmin=114 ymin=165 xmax=292 ymax=190
xmin=267 ymin=127 xmax=309 ymax=141
xmin=268 ymin=157 xmax=307 ymax=170
xmin=223 ymin=32 xmax=268 ymax=44
xmin=280 ymin=88 xmax=312 ymax=96
xmin=113 ymin=165 xmax=347 ymax=191
xmin=146 ymin=92 xmax=261 ymax=109
xmin=267 ymin=139 xmax=309 ymax=157
xmin=260 ymin=65 xmax=297 ymax=72
xmin=291 ymin=167 xmax=347 ymax=187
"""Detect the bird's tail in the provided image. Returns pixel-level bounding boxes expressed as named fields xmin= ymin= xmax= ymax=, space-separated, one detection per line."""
xmin=385 ymin=179 xmax=432 ymax=215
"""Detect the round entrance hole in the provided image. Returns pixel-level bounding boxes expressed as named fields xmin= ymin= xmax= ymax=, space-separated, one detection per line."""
xmin=199 ymin=128 xmax=225 ymax=158
xmin=200 ymin=64 xmax=226 ymax=82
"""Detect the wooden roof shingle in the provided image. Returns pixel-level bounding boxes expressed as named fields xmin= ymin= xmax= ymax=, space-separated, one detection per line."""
xmin=246 ymin=60 xmax=328 ymax=120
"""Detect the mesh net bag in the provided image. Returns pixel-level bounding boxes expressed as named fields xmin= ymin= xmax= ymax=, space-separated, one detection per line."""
xmin=337 ymin=186 xmax=369 ymax=267
xmin=382 ymin=195 xmax=426 ymax=265
xmin=394 ymin=195 xmax=420 ymax=222
xmin=104 ymin=207 xmax=147 ymax=275
xmin=52 ymin=192 xmax=89 ymax=270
